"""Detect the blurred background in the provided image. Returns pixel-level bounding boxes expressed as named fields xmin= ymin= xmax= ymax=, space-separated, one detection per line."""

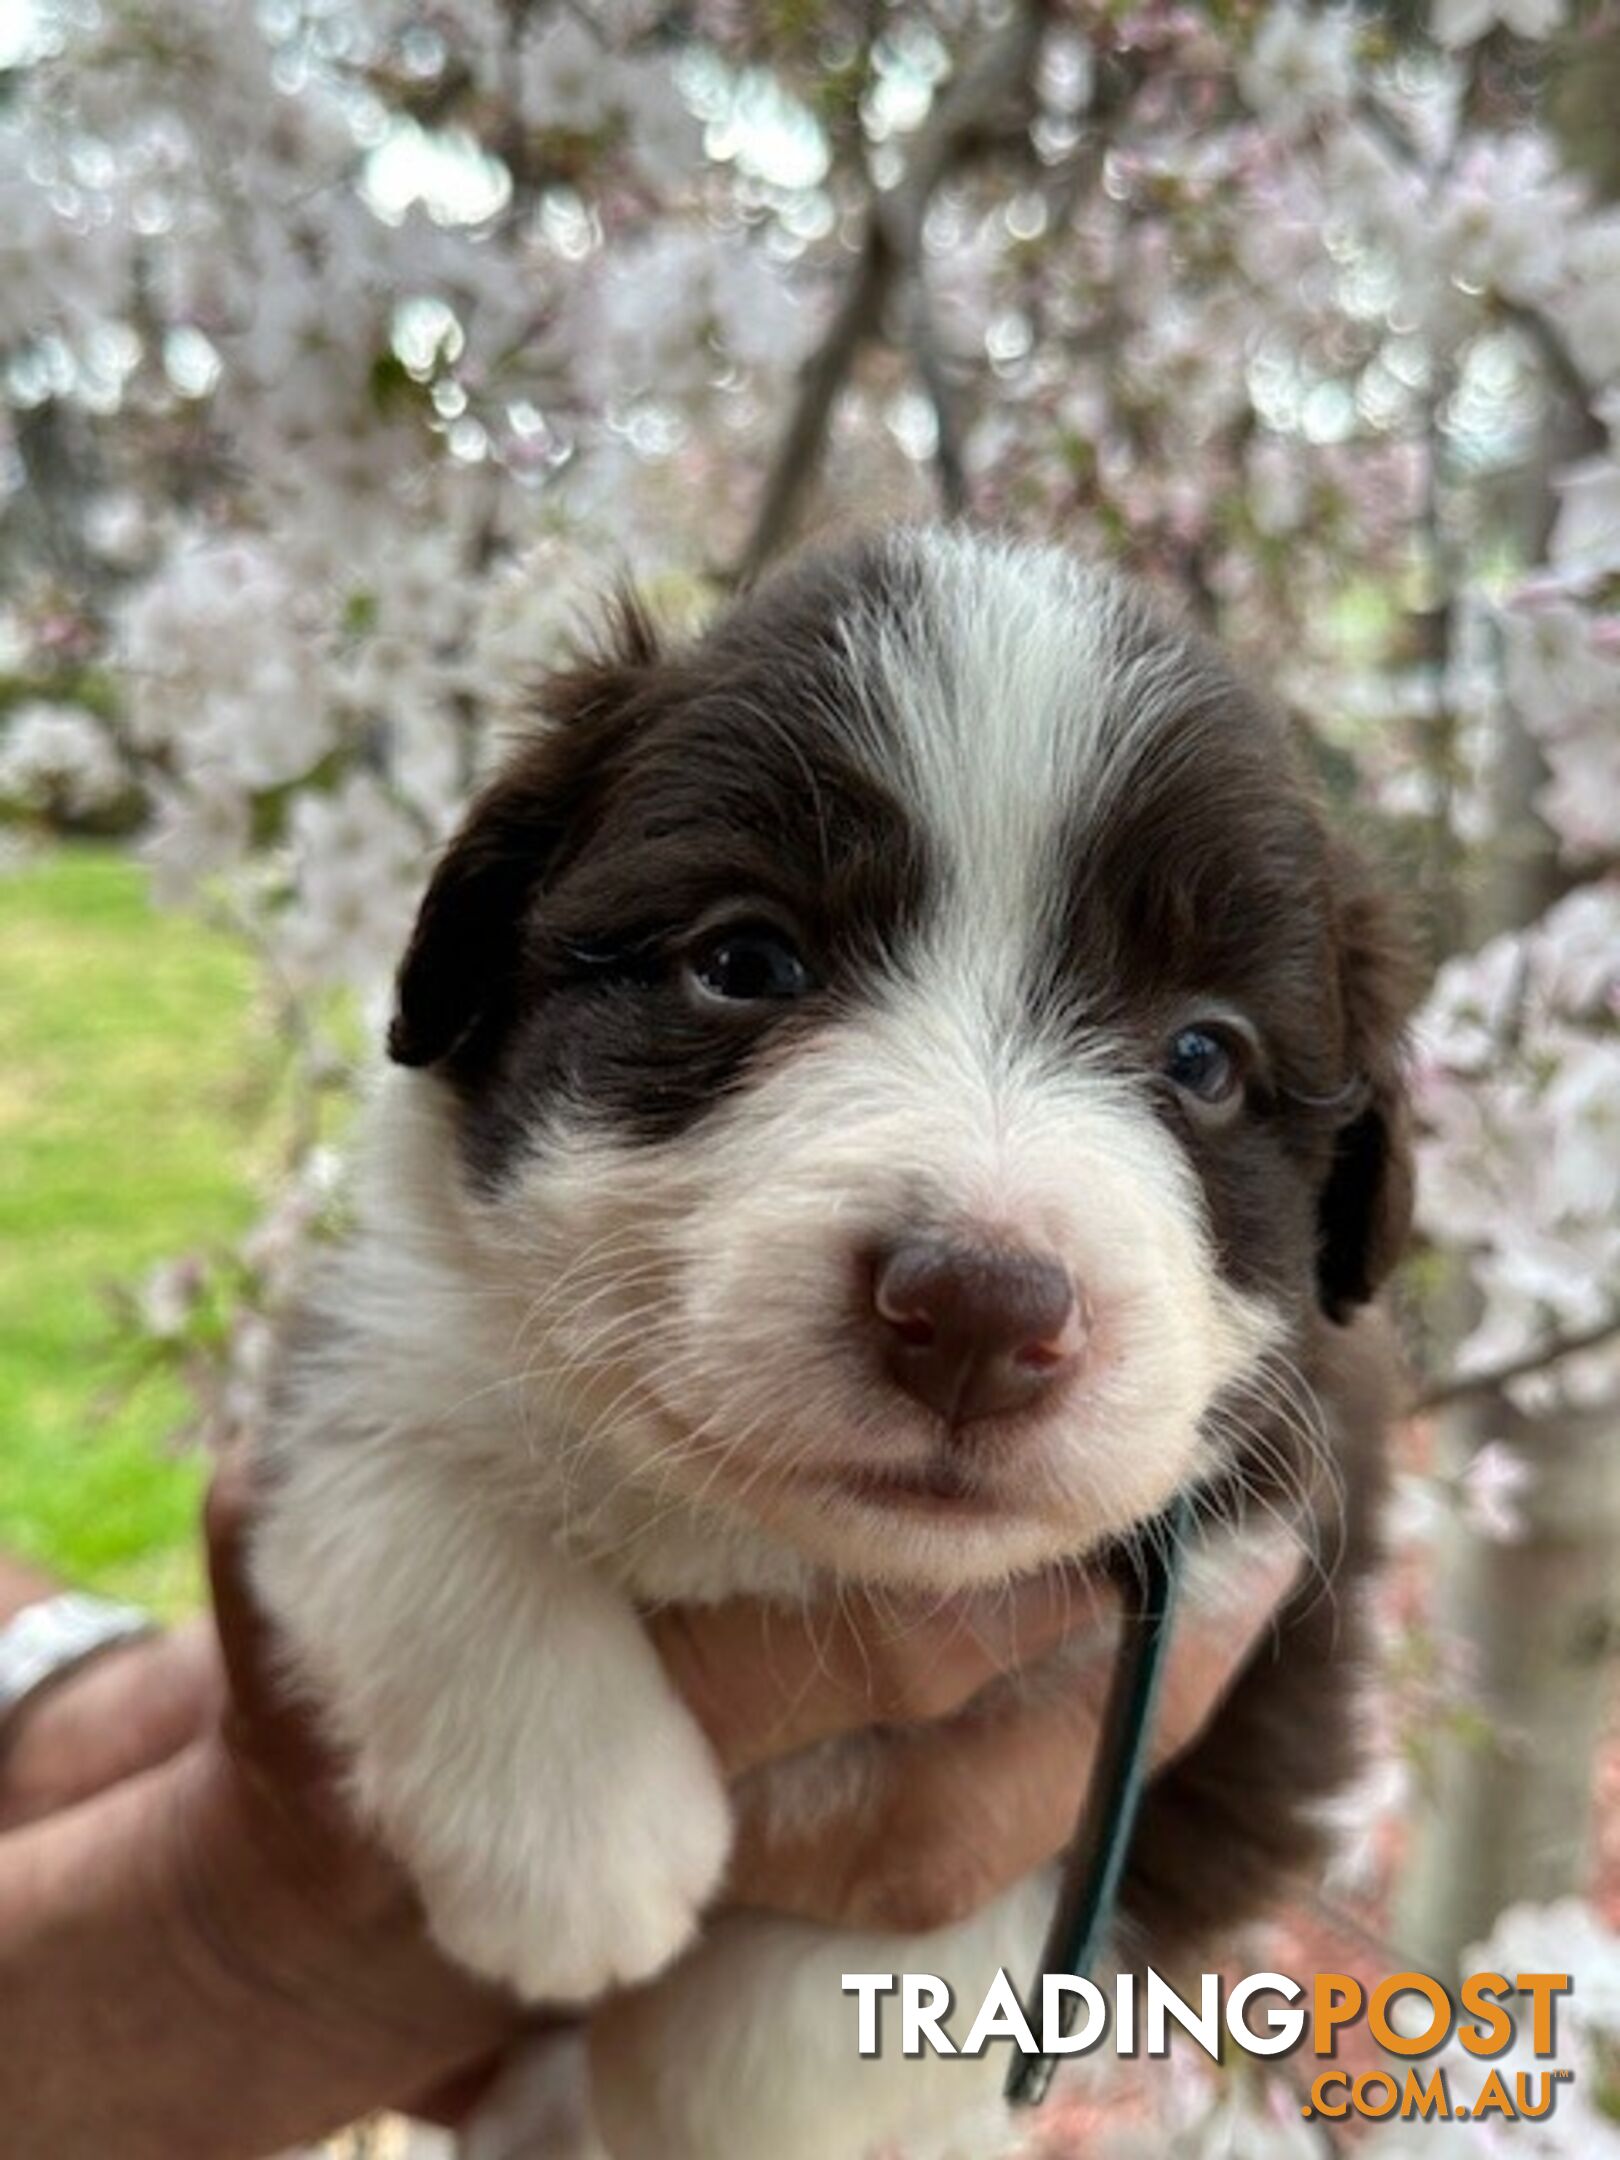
xmin=1 ymin=0 xmax=1617 ymax=2151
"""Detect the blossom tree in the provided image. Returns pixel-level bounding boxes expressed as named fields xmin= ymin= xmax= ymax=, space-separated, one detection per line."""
xmin=3 ymin=0 xmax=1618 ymax=2146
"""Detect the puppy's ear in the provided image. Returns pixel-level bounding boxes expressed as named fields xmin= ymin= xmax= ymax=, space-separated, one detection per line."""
xmin=1316 ymin=861 xmax=1418 ymax=1323
xmin=388 ymin=598 xmax=658 ymax=1072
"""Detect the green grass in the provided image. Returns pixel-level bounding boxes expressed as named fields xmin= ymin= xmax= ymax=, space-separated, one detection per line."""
xmin=0 ymin=845 xmax=268 ymax=1615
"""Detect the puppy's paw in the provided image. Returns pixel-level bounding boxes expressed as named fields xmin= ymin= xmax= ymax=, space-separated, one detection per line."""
xmin=413 ymin=1734 xmax=733 ymax=2004
xmin=423 ymin=1834 xmax=716 ymax=2003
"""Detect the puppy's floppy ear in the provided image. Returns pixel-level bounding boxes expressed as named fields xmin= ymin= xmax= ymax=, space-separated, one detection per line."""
xmin=388 ymin=596 xmax=658 ymax=1073
xmin=1316 ymin=858 xmax=1418 ymax=1323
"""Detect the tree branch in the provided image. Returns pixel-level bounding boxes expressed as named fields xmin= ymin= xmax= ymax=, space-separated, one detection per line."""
xmin=1359 ymin=90 xmax=1603 ymax=458
xmin=732 ymin=0 xmax=1045 ymax=583
xmin=1412 ymin=1313 xmax=1620 ymax=1413
xmin=731 ymin=223 xmax=896 ymax=586
xmin=906 ymin=279 xmax=969 ymax=518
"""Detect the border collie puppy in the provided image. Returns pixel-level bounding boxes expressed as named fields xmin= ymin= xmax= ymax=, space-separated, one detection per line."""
xmin=252 ymin=527 xmax=1411 ymax=2160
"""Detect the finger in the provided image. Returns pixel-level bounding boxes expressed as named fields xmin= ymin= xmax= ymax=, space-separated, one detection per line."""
xmin=401 ymin=2022 xmax=577 ymax=2129
xmin=723 ymin=1540 xmax=1305 ymax=1931
xmin=203 ymin=1448 xmax=340 ymax=1794
xmin=203 ymin=1445 xmax=272 ymax=1722
xmin=725 ymin=1677 xmax=1109 ymax=1932
xmin=401 ymin=2055 xmax=508 ymax=2127
xmin=73 ymin=1620 xmax=223 ymax=1778
xmin=649 ymin=1567 xmax=1117 ymax=1778
xmin=0 ymin=1623 xmax=223 ymax=1830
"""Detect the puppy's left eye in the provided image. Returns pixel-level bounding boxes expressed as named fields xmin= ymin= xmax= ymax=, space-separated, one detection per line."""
xmin=1164 ymin=1024 xmax=1244 ymax=1111
xmin=686 ymin=924 xmax=814 ymax=1004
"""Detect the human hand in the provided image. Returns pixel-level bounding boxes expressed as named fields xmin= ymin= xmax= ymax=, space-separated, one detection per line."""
xmin=180 ymin=1459 xmax=1298 ymax=2140
xmin=0 ymin=1618 xmax=221 ymax=1831
xmin=669 ymin=1540 xmax=1302 ymax=1935
xmin=184 ymin=1456 xmax=1121 ymax=2111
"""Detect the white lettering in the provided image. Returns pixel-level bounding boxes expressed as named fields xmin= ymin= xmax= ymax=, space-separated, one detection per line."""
xmin=961 ymin=1968 xmax=1038 ymax=2056
xmin=901 ymin=1974 xmax=956 ymax=2056
xmin=1145 ymin=1968 xmax=1221 ymax=2059
xmin=841 ymin=1972 xmax=895 ymax=2056
xmin=1227 ymin=1972 xmax=1305 ymax=2056
xmin=1042 ymin=1973 xmax=1107 ymax=2054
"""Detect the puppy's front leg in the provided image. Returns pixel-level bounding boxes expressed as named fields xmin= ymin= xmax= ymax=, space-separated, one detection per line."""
xmin=252 ymin=1449 xmax=733 ymax=2004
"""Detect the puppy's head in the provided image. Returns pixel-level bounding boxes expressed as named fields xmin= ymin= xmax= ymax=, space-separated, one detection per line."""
xmin=391 ymin=531 xmax=1411 ymax=1588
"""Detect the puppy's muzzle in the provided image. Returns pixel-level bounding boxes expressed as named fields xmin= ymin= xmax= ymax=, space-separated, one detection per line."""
xmin=870 ymin=1237 xmax=1084 ymax=1425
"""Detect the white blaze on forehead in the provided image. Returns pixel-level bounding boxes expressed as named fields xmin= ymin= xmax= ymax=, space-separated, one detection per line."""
xmin=836 ymin=528 xmax=1193 ymax=993
xmin=444 ymin=534 xmax=1287 ymax=1589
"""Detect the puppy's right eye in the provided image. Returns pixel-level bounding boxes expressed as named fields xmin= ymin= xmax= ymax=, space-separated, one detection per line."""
xmin=686 ymin=924 xmax=814 ymax=1005
xmin=1165 ymin=1026 xmax=1238 ymax=1105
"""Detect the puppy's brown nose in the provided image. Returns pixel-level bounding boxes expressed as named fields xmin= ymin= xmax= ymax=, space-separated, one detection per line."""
xmin=872 ymin=1239 xmax=1081 ymax=1425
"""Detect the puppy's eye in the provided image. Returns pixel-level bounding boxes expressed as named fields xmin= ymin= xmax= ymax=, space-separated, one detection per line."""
xmin=686 ymin=924 xmax=814 ymax=1004
xmin=1164 ymin=1025 xmax=1244 ymax=1111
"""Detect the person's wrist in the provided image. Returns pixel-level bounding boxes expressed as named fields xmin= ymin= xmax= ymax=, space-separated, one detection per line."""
xmin=152 ymin=1735 xmax=408 ymax=2029
xmin=157 ymin=1735 xmax=517 ymax=2072
xmin=184 ymin=1722 xmax=412 ymax=1952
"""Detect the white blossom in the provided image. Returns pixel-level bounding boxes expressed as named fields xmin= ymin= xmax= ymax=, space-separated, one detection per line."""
xmin=1438 ymin=134 xmax=1577 ymax=305
xmin=517 ymin=20 xmax=699 ymax=191
xmin=1099 ymin=2073 xmax=1324 ymax=2160
xmin=517 ymin=14 xmax=617 ymax=136
xmin=1317 ymin=1741 xmax=1412 ymax=1893
xmin=1238 ymin=6 xmax=1358 ymax=132
xmin=1358 ymin=1901 xmax=1620 ymax=2158
xmin=1563 ymin=213 xmax=1620 ymax=386
xmin=1325 ymin=119 xmax=1423 ymax=246
xmin=122 ymin=539 xmax=335 ymax=790
xmin=1537 ymin=724 xmax=1620 ymax=862
xmin=1417 ymin=931 xmax=1525 ymax=1075
xmin=240 ymin=1147 xmax=345 ymax=1294
xmin=1530 ymin=883 xmax=1620 ymax=1012
xmin=572 ymin=229 xmax=809 ymax=399
xmin=469 ymin=542 xmax=604 ymax=711
xmin=1417 ymin=882 xmax=1620 ymax=1388
xmin=616 ymin=56 xmax=704 ymax=193
xmin=1499 ymin=599 xmax=1617 ymax=735
xmin=1458 ymin=1440 xmax=1534 ymax=1541
xmin=140 ymin=771 xmax=252 ymax=907
xmin=280 ymin=774 xmax=426 ymax=989
xmin=0 ymin=702 xmax=123 ymax=816
xmin=134 ymin=1255 xmax=206 ymax=1341
xmin=1432 ymin=0 xmax=1567 ymax=48
xmin=1498 ymin=599 xmax=1620 ymax=858
xmin=1548 ymin=458 xmax=1620 ymax=587
xmin=83 ymin=490 xmax=157 ymax=569
xmin=1471 ymin=1898 xmax=1620 ymax=2039
xmin=0 ymin=118 xmax=132 ymax=348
